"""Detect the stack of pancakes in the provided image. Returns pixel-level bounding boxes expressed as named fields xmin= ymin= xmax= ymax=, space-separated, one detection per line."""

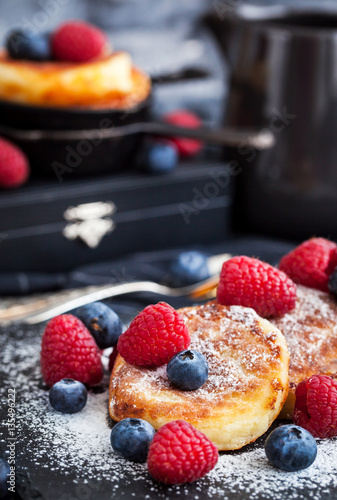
xmin=109 ymin=285 xmax=337 ymax=450
xmin=110 ymin=301 xmax=289 ymax=451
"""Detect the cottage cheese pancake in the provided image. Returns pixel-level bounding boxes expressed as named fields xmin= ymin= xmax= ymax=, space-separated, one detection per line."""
xmin=0 ymin=50 xmax=150 ymax=108
xmin=271 ymin=285 xmax=337 ymax=419
xmin=109 ymin=301 xmax=289 ymax=450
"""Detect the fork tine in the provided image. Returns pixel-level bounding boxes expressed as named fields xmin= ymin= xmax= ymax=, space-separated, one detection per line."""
xmin=188 ymin=275 xmax=219 ymax=299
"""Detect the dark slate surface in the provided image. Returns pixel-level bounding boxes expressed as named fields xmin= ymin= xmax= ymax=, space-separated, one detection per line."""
xmin=0 ymin=305 xmax=336 ymax=500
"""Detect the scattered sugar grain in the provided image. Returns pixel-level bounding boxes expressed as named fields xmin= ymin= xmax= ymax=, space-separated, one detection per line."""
xmin=0 ymin=328 xmax=336 ymax=500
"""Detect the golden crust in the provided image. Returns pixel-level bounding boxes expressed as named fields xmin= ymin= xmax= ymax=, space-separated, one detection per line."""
xmin=0 ymin=49 xmax=151 ymax=109
xmin=271 ymin=285 xmax=337 ymax=418
xmin=109 ymin=301 xmax=289 ymax=450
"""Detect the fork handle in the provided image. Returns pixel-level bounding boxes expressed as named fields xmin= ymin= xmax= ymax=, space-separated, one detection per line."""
xmin=20 ymin=281 xmax=171 ymax=325
xmin=0 ymin=282 xmax=156 ymax=324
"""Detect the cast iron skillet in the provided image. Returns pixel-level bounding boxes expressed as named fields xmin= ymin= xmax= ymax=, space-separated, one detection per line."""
xmin=0 ymin=67 xmax=273 ymax=177
xmin=0 ymin=96 xmax=151 ymax=177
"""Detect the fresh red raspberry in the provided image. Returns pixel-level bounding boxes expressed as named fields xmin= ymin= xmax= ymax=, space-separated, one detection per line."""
xmin=52 ymin=21 xmax=108 ymax=62
xmin=147 ymin=420 xmax=218 ymax=484
xmin=164 ymin=110 xmax=203 ymax=157
xmin=0 ymin=137 xmax=29 ymax=188
xmin=41 ymin=314 xmax=103 ymax=387
xmin=217 ymin=256 xmax=297 ymax=318
xmin=293 ymin=375 xmax=337 ymax=438
xmin=279 ymin=238 xmax=337 ymax=292
xmin=117 ymin=302 xmax=190 ymax=367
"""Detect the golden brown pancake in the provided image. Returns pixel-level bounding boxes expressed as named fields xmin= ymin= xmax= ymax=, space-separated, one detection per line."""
xmin=271 ymin=285 xmax=337 ymax=419
xmin=0 ymin=49 xmax=150 ymax=109
xmin=109 ymin=301 xmax=289 ymax=450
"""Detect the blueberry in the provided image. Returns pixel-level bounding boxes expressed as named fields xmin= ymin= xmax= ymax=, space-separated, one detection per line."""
xmin=49 ymin=379 xmax=87 ymax=414
xmin=139 ymin=140 xmax=178 ymax=174
xmin=110 ymin=418 xmax=155 ymax=462
xmin=76 ymin=302 xmax=123 ymax=349
xmin=167 ymin=349 xmax=208 ymax=391
xmin=170 ymin=251 xmax=210 ymax=286
xmin=0 ymin=459 xmax=10 ymax=499
xmin=328 ymin=267 xmax=337 ymax=295
xmin=6 ymin=30 xmax=51 ymax=61
xmin=265 ymin=424 xmax=317 ymax=472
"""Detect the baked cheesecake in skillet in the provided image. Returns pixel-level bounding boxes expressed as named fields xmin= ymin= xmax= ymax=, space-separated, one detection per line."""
xmin=0 ymin=21 xmax=151 ymax=109
xmin=0 ymin=21 xmax=151 ymax=175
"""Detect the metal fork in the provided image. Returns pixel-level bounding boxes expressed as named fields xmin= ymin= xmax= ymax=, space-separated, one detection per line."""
xmin=0 ymin=275 xmax=220 ymax=325
xmin=0 ymin=253 xmax=230 ymax=325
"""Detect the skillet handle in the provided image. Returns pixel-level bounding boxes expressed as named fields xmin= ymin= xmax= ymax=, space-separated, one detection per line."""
xmin=150 ymin=67 xmax=210 ymax=85
xmin=140 ymin=122 xmax=275 ymax=150
xmin=0 ymin=122 xmax=275 ymax=150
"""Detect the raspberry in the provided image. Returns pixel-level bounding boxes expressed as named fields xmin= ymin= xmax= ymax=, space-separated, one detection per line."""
xmin=147 ymin=420 xmax=218 ymax=484
xmin=279 ymin=238 xmax=337 ymax=292
xmin=292 ymin=375 xmax=337 ymax=438
xmin=40 ymin=314 xmax=103 ymax=387
xmin=0 ymin=137 xmax=29 ymax=188
xmin=52 ymin=21 xmax=108 ymax=63
xmin=164 ymin=110 xmax=203 ymax=157
xmin=217 ymin=256 xmax=297 ymax=318
xmin=117 ymin=302 xmax=190 ymax=367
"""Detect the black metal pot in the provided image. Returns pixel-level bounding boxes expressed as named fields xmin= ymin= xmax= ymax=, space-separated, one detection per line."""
xmin=210 ymin=4 xmax=337 ymax=240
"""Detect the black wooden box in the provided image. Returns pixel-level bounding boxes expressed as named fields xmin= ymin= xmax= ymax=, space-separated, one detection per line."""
xmin=0 ymin=163 xmax=233 ymax=273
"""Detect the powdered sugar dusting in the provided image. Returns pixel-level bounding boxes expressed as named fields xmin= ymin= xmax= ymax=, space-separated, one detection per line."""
xmin=227 ymin=305 xmax=260 ymax=329
xmin=271 ymin=286 xmax=337 ymax=382
xmin=111 ymin=302 xmax=285 ymax=406
xmin=0 ymin=324 xmax=336 ymax=500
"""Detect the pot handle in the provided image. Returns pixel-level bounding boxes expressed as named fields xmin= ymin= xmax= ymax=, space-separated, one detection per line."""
xmin=206 ymin=2 xmax=291 ymax=62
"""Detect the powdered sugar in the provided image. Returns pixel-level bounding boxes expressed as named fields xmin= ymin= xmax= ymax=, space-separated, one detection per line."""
xmin=0 ymin=325 xmax=336 ymax=500
xmin=227 ymin=305 xmax=260 ymax=329
xmin=110 ymin=302 xmax=285 ymax=407
xmin=271 ymin=286 xmax=337 ymax=378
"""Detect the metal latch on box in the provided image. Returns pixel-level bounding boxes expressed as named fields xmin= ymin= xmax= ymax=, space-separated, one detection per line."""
xmin=63 ymin=201 xmax=116 ymax=248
